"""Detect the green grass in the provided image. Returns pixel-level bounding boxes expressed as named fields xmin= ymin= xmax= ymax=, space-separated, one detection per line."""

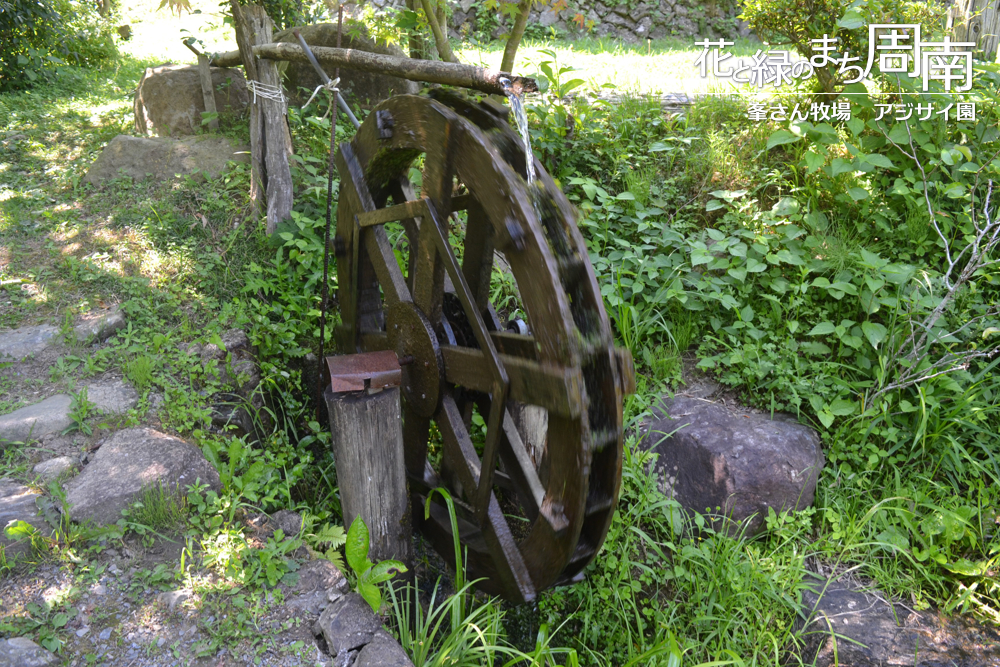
xmin=459 ymin=37 xmax=766 ymax=94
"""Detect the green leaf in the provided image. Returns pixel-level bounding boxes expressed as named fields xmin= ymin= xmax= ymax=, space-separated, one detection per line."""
xmin=863 ymin=153 xmax=895 ymax=169
xmin=366 ymin=559 xmax=407 ymax=584
xmin=848 ymin=187 xmax=869 ymax=201
xmin=837 ymin=11 xmax=865 ymax=29
xmin=802 ymin=151 xmax=825 ymax=171
xmin=830 ymin=158 xmax=854 ymax=177
xmin=746 ymin=258 xmax=766 ymax=273
xmin=808 ymin=322 xmax=837 ymax=336
xmin=846 ymin=117 xmax=865 ymax=136
xmin=817 ymin=409 xmax=835 ymax=428
xmin=357 ymin=580 xmax=381 ymax=612
xmin=767 ymin=130 xmax=800 ymax=149
xmin=705 ymin=199 xmax=726 ymax=211
xmin=345 ymin=516 xmax=371 ymax=576
xmin=771 ymin=197 xmax=800 ymax=217
xmin=887 ymin=123 xmax=911 ymax=144
xmin=861 ymin=321 xmax=887 ymax=349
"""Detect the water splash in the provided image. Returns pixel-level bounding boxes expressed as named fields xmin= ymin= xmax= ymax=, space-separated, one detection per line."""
xmin=500 ymin=78 xmax=536 ymax=187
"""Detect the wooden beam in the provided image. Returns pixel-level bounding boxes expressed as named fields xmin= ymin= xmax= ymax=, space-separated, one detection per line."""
xmin=440 ymin=345 xmax=584 ymax=418
xmin=211 ymin=43 xmax=538 ymax=96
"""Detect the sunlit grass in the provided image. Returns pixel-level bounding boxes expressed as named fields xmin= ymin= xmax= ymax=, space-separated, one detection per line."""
xmin=458 ymin=36 xmax=766 ymax=94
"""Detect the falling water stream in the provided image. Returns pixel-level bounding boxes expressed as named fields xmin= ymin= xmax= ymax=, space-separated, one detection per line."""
xmin=500 ymin=78 xmax=536 ymax=187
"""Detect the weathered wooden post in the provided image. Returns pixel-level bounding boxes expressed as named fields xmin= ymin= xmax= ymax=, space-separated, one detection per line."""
xmin=230 ymin=1 xmax=294 ymax=234
xmin=182 ymin=41 xmax=220 ymax=132
xmin=949 ymin=0 xmax=1000 ymax=61
xmin=324 ymin=351 xmax=412 ymax=565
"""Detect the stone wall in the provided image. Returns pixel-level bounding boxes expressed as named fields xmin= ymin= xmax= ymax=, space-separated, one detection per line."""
xmin=448 ymin=0 xmax=751 ymax=43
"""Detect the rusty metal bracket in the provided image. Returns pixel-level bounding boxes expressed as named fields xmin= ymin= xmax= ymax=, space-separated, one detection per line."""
xmin=327 ymin=350 xmax=403 ymax=393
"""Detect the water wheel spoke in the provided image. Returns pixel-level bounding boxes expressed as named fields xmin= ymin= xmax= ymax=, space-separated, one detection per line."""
xmin=436 ymin=392 xmax=536 ymax=601
xmin=364 ymin=225 xmax=412 ymax=306
xmin=460 ymin=197 xmax=495 ymax=314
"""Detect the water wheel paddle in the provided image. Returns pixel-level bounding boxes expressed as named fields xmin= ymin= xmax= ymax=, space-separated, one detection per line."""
xmin=333 ymin=91 xmax=634 ymax=603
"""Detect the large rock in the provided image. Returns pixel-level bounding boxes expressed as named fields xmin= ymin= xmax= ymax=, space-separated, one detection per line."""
xmin=0 ymin=324 xmax=58 ymax=361
xmin=134 ymin=63 xmax=249 ymax=137
xmin=83 ymin=135 xmax=249 ymax=186
xmin=275 ymin=22 xmax=419 ymax=107
xmin=64 ymin=427 xmax=221 ymax=525
xmin=640 ymin=397 xmax=823 ymax=534
xmin=0 ymin=637 xmax=57 ymax=667
xmin=73 ymin=306 xmax=125 ymax=344
xmin=0 ymin=395 xmax=73 ymax=445
xmin=0 ymin=481 xmax=46 ymax=561
xmin=85 ymin=379 xmax=139 ymax=415
xmin=312 ymin=592 xmax=383 ymax=655
xmin=32 ymin=456 xmax=78 ymax=484
xmin=799 ymin=576 xmax=1000 ymax=666
xmin=355 ymin=629 xmax=414 ymax=667
xmin=281 ymin=559 xmax=349 ymax=615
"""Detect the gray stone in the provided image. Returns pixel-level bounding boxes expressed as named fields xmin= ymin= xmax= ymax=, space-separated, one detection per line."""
xmin=281 ymin=559 xmax=349 ymax=615
xmin=0 ymin=395 xmax=73 ymax=445
xmin=539 ymin=7 xmax=560 ymax=26
xmin=0 ymin=325 xmax=58 ymax=361
xmin=0 ymin=481 xmax=46 ymax=560
xmin=82 ymin=135 xmax=250 ymax=187
xmin=354 ymin=629 xmax=414 ymax=667
xmin=32 ymin=456 xmax=77 ymax=483
xmin=640 ymin=397 xmax=824 ymax=535
xmin=134 ymin=63 xmax=249 ymax=137
xmin=799 ymin=576 xmax=1000 ymax=666
xmin=64 ymin=427 xmax=221 ymax=525
xmin=0 ymin=637 xmax=58 ymax=667
xmin=313 ymin=592 xmax=383 ymax=654
xmin=74 ymin=307 xmax=125 ymax=344
xmin=86 ymin=379 xmax=139 ymax=415
xmin=157 ymin=588 xmax=191 ymax=613
xmin=275 ymin=22 xmax=419 ymax=107
xmin=271 ymin=509 xmax=303 ymax=537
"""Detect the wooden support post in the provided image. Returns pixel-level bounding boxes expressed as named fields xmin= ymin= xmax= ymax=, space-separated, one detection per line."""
xmin=326 ymin=386 xmax=412 ymax=565
xmin=949 ymin=0 xmax=1000 ymax=60
xmin=196 ymin=54 xmax=220 ymax=132
xmin=231 ymin=2 xmax=294 ymax=234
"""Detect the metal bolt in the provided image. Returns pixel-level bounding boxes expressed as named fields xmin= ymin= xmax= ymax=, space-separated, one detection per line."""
xmin=421 ymin=393 xmax=426 ymax=399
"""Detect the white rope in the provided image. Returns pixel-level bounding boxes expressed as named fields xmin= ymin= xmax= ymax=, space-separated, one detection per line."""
xmin=302 ymin=77 xmax=340 ymax=111
xmin=246 ymin=79 xmax=286 ymax=105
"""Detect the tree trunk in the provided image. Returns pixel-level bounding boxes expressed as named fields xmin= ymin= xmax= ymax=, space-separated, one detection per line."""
xmin=230 ymin=0 xmax=263 ymax=217
xmin=405 ymin=0 xmax=428 ymax=59
xmin=235 ymin=4 xmax=294 ymax=235
xmin=420 ymin=0 xmax=458 ymax=63
xmin=212 ymin=42 xmax=538 ymax=95
xmin=500 ymin=0 xmax=532 ymax=74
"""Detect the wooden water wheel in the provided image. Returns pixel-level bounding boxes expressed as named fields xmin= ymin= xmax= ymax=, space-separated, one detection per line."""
xmin=333 ymin=90 xmax=634 ymax=603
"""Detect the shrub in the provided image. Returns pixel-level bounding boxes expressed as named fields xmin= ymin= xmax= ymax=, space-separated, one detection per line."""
xmin=0 ymin=0 xmax=117 ymax=91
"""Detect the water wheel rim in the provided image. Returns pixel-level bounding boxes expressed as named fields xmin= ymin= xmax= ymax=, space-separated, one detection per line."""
xmin=335 ymin=94 xmax=626 ymax=602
